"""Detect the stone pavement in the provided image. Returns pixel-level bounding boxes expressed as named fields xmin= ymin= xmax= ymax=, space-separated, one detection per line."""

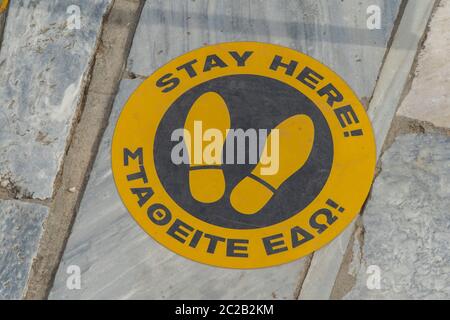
xmin=343 ymin=0 xmax=450 ymax=299
xmin=0 ymin=0 xmax=448 ymax=300
xmin=0 ymin=0 xmax=112 ymax=299
xmin=50 ymin=0 xmax=401 ymax=299
xmin=49 ymin=79 xmax=308 ymax=299
xmin=345 ymin=134 xmax=450 ymax=299
xmin=299 ymin=0 xmax=437 ymax=299
xmin=0 ymin=0 xmax=111 ymax=199
xmin=0 ymin=200 xmax=48 ymax=299
xmin=397 ymin=0 xmax=450 ymax=129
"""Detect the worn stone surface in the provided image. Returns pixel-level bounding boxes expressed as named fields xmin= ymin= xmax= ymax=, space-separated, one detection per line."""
xmin=397 ymin=0 xmax=450 ymax=129
xmin=0 ymin=200 xmax=48 ymax=300
xmin=49 ymin=80 xmax=307 ymax=299
xmin=127 ymin=0 xmax=401 ymax=100
xmin=300 ymin=0 xmax=437 ymax=299
xmin=23 ymin=0 xmax=144 ymax=300
xmin=50 ymin=0 xmax=403 ymax=299
xmin=0 ymin=0 xmax=111 ymax=199
xmin=346 ymin=134 xmax=450 ymax=299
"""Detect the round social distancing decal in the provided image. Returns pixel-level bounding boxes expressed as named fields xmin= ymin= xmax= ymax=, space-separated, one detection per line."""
xmin=112 ymin=42 xmax=376 ymax=268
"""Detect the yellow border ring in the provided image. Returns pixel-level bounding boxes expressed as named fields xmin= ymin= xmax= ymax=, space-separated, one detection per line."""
xmin=0 ymin=0 xmax=9 ymax=14
xmin=112 ymin=42 xmax=376 ymax=268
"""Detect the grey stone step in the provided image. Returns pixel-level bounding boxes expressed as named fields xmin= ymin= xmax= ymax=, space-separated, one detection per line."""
xmin=397 ymin=0 xmax=450 ymax=130
xmin=345 ymin=134 xmax=450 ymax=299
xmin=342 ymin=1 xmax=450 ymax=299
xmin=0 ymin=200 xmax=48 ymax=299
xmin=299 ymin=0 xmax=437 ymax=299
xmin=0 ymin=1 xmax=7 ymax=45
xmin=0 ymin=0 xmax=111 ymax=199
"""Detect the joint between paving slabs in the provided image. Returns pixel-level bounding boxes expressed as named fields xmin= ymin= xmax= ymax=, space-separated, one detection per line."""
xmin=281 ymin=1 xmax=410 ymax=299
xmin=328 ymin=112 xmax=450 ymax=299
xmin=294 ymin=0 xmax=414 ymax=299
xmin=0 ymin=178 xmax=52 ymax=206
xmin=327 ymin=114 xmax=449 ymax=299
xmin=1 ymin=0 xmax=109 ymax=204
xmin=23 ymin=2 xmax=115 ymax=299
xmin=124 ymin=70 xmax=147 ymax=80
xmin=295 ymin=0 xmax=412 ymax=299
xmin=23 ymin=0 xmax=146 ymax=300
xmin=363 ymin=0 xmax=408 ymax=111
xmin=329 ymin=1 xmax=442 ymax=298
xmin=329 ymin=209 xmax=366 ymax=299
xmin=293 ymin=253 xmax=314 ymax=299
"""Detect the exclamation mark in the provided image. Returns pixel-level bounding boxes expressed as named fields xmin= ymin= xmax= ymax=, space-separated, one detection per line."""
xmin=326 ymin=199 xmax=345 ymax=213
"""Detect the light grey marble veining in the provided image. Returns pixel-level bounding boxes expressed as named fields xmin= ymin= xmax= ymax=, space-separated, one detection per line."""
xmin=346 ymin=134 xmax=450 ymax=299
xmin=128 ymin=0 xmax=401 ymax=100
xmin=0 ymin=0 xmax=111 ymax=199
xmin=0 ymin=200 xmax=48 ymax=299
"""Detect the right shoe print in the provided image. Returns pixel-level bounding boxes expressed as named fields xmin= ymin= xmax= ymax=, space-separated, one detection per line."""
xmin=230 ymin=114 xmax=315 ymax=215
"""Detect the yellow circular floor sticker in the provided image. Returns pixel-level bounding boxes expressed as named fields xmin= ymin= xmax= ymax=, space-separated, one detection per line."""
xmin=112 ymin=42 xmax=376 ymax=268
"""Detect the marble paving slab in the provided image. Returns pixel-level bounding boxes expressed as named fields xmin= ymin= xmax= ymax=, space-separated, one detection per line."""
xmin=49 ymin=79 xmax=307 ymax=299
xmin=346 ymin=134 xmax=450 ymax=299
xmin=0 ymin=0 xmax=111 ymax=199
xmin=299 ymin=0 xmax=437 ymax=299
xmin=397 ymin=0 xmax=450 ymax=129
xmin=0 ymin=200 xmax=48 ymax=299
xmin=127 ymin=0 xmax=401 ymax=101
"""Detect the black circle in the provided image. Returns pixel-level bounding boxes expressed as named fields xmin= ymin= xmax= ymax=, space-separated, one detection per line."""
xmin=154 ymin=75 xmax=333 ymax=229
